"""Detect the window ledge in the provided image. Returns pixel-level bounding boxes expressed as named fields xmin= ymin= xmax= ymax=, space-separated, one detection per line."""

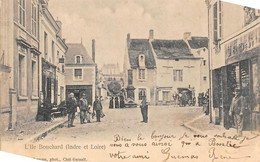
xmin=31 ymin=96 xmax=39 ymax=100
xmin=18 ymin=96 xmax=28 ymax=101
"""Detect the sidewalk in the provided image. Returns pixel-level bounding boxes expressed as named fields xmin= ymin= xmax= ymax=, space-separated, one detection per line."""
xmin=1 ymin=116 xmax=68 ymax=143
xmin=183 ymin=114 xmax=259 ymax=137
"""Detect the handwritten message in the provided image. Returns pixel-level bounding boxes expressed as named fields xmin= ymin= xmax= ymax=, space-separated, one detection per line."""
xmin=21 ymin=131 xmax=259 ymax=162
xmin=107 ymin=131 xmax=259 ymax=162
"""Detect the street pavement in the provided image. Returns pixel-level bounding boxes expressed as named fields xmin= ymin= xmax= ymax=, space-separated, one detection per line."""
xmin=40 ymin=100 xmax=203 ymax=142
xmin=2 ymin=100 xmax=260 ymax=162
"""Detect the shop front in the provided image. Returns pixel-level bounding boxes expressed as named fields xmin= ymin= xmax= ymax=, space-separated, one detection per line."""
xmin=37 ymin=58 xmax=58 ymax=120
xmin=212 ymin=27 xmax=260 ymax=132
xmin=66 ymin=85 xmax=93 ymax=105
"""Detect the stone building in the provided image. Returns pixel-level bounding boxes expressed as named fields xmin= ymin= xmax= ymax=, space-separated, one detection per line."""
xmin=0 ymin=0 xmax=15 ymax=130
xmin=65 ymin=41 xmax=96 ymax=105
xmin=207 ymin=0 xmax=260 ymax=132
xmin=123 ymin=30 xmax=208 ymax=105
xmin=39 ymin=1 xmax=67 ymax=118
xmin=0 ymin=0 xmax=42 ymax=130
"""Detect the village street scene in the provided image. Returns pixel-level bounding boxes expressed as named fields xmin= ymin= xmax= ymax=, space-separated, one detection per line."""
xmin=0 ymin=0 xmax=260 ymax=161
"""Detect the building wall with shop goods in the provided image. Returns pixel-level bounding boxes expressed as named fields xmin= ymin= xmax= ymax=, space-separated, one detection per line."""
xmin=209 ymin=1 xmax=260 ymax=128
xmin=209 ymin=1 xmax=260 ymax=69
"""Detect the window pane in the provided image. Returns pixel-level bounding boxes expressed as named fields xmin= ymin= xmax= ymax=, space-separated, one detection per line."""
xmin=173 ymin=70 xmax=176 ymax=81
xmin=142 ymin=69 xmax=145 ymax=79
xmin=76 ymin=56 xmax=80 ymax=63
xmin=19 ymin=8 xmax=22 ymax=24
xmin=179 ymin=70 xmax=183 ymax=81
xmin=75 ymin=69 xmax=82 ymax=76
xmin=23 ymin=10 xmax=25 ymax=26
xmin=139 ymin=89 xmax=146 ymax=100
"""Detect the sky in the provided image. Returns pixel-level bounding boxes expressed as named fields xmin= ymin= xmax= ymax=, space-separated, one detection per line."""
xmin=48 ymin=0 xmax=208 ymax=70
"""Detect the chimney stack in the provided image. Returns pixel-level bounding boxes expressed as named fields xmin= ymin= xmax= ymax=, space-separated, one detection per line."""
xmin=149 ymin=29 xmax=154 ymax=40
xmin=127 ymin=33 xmax=130 ymax=47
xmin=127 ymin=33 xmax=130 ymax=42
xmin=56 ymin=20 xmax=62 ymax=38
xmin=92 ymin=39 xmax=95 ymax=63
xmin=183 ymin=32 xmax=192 ymax=41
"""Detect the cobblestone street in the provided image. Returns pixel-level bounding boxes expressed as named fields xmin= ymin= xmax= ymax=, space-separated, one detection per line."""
xmin=2 ymin=100 xmax=260 ymax=162
xmin=40 ymin=100 xmax=203 ymax=142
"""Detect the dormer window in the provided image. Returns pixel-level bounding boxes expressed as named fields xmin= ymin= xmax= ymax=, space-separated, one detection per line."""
xmin=75 ymin=55 xmax=82 ymax=64
xmin=139 ymin=69 xmax=145 ymax=80
xmin=138 ymin=54 xmax=145 ymax=68
xmin=138 ymin=54 xmax=146 ymax=80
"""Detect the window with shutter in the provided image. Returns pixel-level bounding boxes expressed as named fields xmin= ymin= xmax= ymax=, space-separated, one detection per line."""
xmin=213 ymin=2 xmax=218 ymax=44
xmin=18 ymin=0 xmax=25 ymax=27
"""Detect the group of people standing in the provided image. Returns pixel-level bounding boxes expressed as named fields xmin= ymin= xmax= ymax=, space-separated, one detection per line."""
xmin=66 ymin=93 xmax=104 ymax=128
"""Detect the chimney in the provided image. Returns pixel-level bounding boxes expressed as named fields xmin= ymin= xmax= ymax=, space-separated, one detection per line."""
xmin=56 ymin=20 xmax=62 ymax=38
xmin=183 ymin=32 xmax=192 ymax=41
xmin=92 ymin=39 xmax=95 ymax=63
xmin=127 ymin=33 xmax=130 ymax=48
xmin=149 ymin=29 xmax=154 ymax=40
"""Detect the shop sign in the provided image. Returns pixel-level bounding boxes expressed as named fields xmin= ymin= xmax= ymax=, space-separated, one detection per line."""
xmin=225 ymin=27 xmax=260 ymax=58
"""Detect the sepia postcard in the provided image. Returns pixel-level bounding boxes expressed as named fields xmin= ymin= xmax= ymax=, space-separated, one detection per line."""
xmin=0 ymin=0 xmax=260 ymax=161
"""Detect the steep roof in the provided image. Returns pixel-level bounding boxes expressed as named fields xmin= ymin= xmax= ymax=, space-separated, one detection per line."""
xmin=65 ymin=43 xmax=95 ymax=65
xmin=151 ymin=39 xmax=193 ymax=59
xmin=188 ymin=37 xmax=208 ymax=49
xmin=128 ymin=39 xmax=156 ymax=69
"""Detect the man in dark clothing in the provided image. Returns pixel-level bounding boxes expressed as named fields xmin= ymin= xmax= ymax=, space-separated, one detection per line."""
xmin=93 ymin=96 xmax=103 ymax=122
xmin=79 ymin=93 xmax=89 ymax=124
xmin=67 ymin=93 xmax=77 ymax=128
xmin=203 ymin=91 xmax=209 ymax=115
xmin=140 ymin=95 xmax=148 ymax=123
xmin=109 ymin=97 xmax=114 ymax=109
xmin=229 ymin=88 xmax=247 ymax=137
xmin=120 ymin=95 xmax=125 ymax=108
xmin=115 ymin=96 xmax=119 ymax=108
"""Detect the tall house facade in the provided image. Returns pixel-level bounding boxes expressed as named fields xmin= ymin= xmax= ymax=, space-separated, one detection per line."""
xmin=208 ymin=0 xmax=260 ymax=132
xmin=65 ymin=43 xmax=96 ymax=105
xmin=0 ymin=0 xmax=14 ymax=130
xmin=39 ymin=1 xmax=67 ymax=116
xmin=0 ymin=0 xmax=42 ymax=130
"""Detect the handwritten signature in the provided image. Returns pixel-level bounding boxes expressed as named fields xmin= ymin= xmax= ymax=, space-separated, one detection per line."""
xmin=161 ymin=147 xmax=198 ymax=162
xmin=209 ymin=147 xmax=251 ymax=162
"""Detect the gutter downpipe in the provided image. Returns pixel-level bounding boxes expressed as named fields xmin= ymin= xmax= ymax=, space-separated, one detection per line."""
xmin=206 ymin=0 xmax=213 ymax=123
